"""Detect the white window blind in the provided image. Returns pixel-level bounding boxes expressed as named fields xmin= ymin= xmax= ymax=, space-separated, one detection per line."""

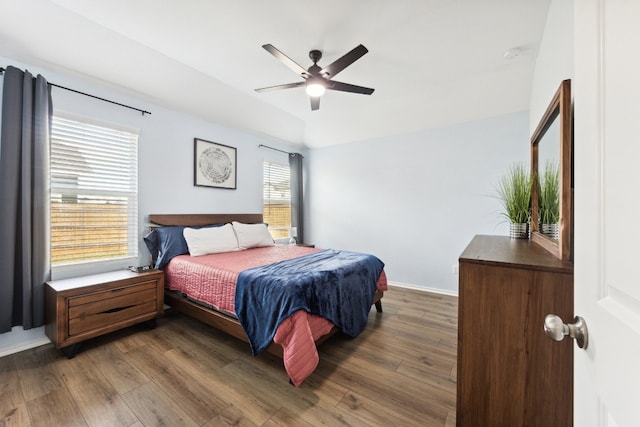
xmin=263 ymin=161 xmax=291 ymax=239
xmin=50 ymin=115 xmax=138 ymax=266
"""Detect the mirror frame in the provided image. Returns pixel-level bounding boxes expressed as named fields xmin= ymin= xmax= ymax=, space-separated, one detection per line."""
xmin=530 ymin=79 xmax=572 ymax=261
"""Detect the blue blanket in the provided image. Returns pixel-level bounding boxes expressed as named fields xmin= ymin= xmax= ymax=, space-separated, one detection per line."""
xmin=234 ymin=249 xmax=385 ymax=355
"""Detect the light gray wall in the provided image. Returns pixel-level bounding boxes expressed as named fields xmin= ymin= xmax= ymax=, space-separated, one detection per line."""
xmin=305 ymin=111 xmax=530 ymax=294
xmin=529 ymin=0 xmax=574 ymax=132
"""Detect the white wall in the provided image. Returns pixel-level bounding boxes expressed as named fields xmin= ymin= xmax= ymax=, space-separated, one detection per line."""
xmin=306 ymin=111 xmax=530 ymax=294
xmin=529 ymin=0 xmax=574 ymax=132
xmin=0 ymin=55 xmax=304 ymax=354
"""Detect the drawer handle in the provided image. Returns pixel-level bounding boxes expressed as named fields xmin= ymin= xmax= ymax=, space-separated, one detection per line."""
xmin=102 ymin=305 xmax=134 ymax=314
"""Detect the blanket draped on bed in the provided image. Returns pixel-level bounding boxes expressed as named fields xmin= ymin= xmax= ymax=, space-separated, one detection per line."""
xmin=235 ymin=249 xmax=385 ymax=355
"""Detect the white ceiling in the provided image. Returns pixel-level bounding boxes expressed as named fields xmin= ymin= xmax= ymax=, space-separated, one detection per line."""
xmin=0 ymin=0 xmax=550 ymax=148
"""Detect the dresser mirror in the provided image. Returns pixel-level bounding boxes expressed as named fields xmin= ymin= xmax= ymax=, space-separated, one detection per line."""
xmin=530 ymin=79 xmax=572 ymax=261
xmin=537 ymin=114 xmax=560 ymax=240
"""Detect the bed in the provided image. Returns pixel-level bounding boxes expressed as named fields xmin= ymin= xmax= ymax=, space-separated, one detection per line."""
xmin=146 ymin=213 xmax=387 ymax=386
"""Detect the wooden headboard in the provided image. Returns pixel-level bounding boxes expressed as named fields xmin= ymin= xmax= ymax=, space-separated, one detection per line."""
xmin=148 ymin=213 xmax=263 ymax=227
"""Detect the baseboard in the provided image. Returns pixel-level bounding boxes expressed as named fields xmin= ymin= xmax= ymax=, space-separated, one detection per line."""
xmin=0 ymin=326 xmax=50 ymax=358
xmin=0 ymin=337 xmax=50 ymax=358
xmin=387 ymin=281 xmax=458 ymax=297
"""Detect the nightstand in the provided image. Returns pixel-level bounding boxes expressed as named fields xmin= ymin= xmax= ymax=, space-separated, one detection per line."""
xmin=45 ymin=269 xmax=164 ymax=358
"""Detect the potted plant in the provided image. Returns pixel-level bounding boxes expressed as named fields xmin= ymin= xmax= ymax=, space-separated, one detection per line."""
xmin=539 ymin=160 xmax=560 ymax=239
xmin=496 ymin=162 xmax=533 ymax=239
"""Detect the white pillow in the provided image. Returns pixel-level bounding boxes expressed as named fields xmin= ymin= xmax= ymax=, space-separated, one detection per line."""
xmin=183 ymin=224 xmax=239 ymax=256
xmin=232 ymin=221 xmax=275 ymax=249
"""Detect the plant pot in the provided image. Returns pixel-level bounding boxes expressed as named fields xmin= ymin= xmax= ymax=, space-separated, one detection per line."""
xmin=509 ymin=222 xmax=529 ymax=239
xmin=541 ymin=223 xmax=559 ymax=240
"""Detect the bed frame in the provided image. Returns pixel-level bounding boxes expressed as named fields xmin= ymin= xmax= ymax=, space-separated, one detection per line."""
xmin=148 ymin=213 xmax=383 ymax=358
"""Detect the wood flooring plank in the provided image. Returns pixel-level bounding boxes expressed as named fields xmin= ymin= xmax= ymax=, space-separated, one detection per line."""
xmin=26 ymin=388 xmax=87 ymax=427
xmin=380 ymin=315 xmax=456 ymax=343
xmin=262 ymin=407 xmax=315 ymax=427
xmin=155 ymin=315 xmax=237 ymax=369
xmin=161 ymin=347 xmax=278 ymax=426
xmin=55 ymin=352 xmax=138 ymax=427
xmin=396 ymin=360 xmax=457 ymax=395
xmin=126 ymin=345 xmax=228 ymax=424
xmin=110 ymin=322 xmax=174 ymax=355
xmin=350 ymin=330 xmax=456 ymax=377
xmin=121 ymin=382 xmax=199 ymax=427
xmin=202 ymin=405 xmax=259 ymax=427
xmin=220 ymin=358 xmax=371 ymax=427
xmin=85 ymin=342 xmax=150 ymax=395
xmin=325 ymin=333 xmax=404 ymax=373
xmin=12 ymin=345 xmax=65 ymax=402
xmin=385 ymin=290 xmax=457 ymax=320
xmin=445 ymin=410 xmax=457 ymax=427
xmin=222 ymin=356 xmax=348 ymax=408
xmin=0 ymin=354 xmax=31 ymax=426
xmin=0 ymin=402 xmax=31 ymax=427
xmin=317 ymin=348 xmax=451 ymax=425
xmin=336 ymin=390 xmax=431 ymax=427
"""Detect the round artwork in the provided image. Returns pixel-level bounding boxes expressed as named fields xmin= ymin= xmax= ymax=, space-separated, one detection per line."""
xmin=199 ymin=147 xmax=233 ymax=184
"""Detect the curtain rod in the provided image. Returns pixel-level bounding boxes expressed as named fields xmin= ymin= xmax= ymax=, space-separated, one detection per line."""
xmin=258 ymin=144 xmax=303 ymax=157
xmin=0 ymin=67 xmax=151 ymax=116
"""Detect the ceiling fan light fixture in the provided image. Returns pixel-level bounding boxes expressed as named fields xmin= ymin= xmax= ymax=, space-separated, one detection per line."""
xmin=305 ymin=80 xmax=326 ymax=97
xmin=256 ymin=44 xmax=374 ymax=110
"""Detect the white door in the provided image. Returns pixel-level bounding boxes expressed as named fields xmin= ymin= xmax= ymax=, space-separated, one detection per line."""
xmin=573 ymin=1 xmax=640 ymax=426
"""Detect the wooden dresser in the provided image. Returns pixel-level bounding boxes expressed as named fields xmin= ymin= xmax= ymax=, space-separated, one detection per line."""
xmin=456 ymin=235 xmax=573 ymax=426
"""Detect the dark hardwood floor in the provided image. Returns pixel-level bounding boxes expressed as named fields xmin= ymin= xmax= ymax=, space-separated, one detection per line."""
xmin=0 ymin=286 xmax=458 ymax=426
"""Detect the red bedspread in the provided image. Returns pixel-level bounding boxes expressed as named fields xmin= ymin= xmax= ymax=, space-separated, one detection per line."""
xmin=164 ymin=245 xmax=387 ymax=386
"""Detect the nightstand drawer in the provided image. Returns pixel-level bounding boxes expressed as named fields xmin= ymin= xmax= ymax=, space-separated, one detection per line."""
xmin=68 ymin=281 xmax=159 ymax=336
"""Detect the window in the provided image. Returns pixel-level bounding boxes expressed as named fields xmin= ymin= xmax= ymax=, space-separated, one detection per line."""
xmin=263 ymin=161 xmax=290 ymax=239
xmin=50 ymin=115 xmax=138 ymax=266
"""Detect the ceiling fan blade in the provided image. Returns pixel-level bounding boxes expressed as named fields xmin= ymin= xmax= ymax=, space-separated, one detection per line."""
xmin=255 ymin=81 xmax=305 ymax=93
xmin=327 ymin=80 xmax=375 ymax=95
xmin=320 ymin=44 xmax=368 ymax=78
xmin=262 ymin=44 xmax=309 ymax=78
xmin=310 ymin=96 xmax=320 ymax=111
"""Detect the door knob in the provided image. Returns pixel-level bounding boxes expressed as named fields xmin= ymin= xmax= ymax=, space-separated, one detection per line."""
xmin=544 ymin=314 xmax=589 ymax=349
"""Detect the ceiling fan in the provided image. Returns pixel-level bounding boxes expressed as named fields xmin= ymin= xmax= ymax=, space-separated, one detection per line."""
xmin=255 ymin=44 xmax=375 ymax=111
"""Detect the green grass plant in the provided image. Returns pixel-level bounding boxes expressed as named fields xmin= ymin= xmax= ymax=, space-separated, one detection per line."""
xmin=496 ymin=162 xmax=532 ymax=224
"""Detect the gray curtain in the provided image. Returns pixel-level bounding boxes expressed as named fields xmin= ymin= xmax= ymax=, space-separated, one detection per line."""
xmin=0 ymin=66 xmax=52 ymax=332
xmin=289 ymin=153 xmax=304 ymax=244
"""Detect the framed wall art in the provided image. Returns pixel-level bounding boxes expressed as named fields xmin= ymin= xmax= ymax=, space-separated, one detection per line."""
xmin=194 ymin=138 xmax=237 ymax=189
